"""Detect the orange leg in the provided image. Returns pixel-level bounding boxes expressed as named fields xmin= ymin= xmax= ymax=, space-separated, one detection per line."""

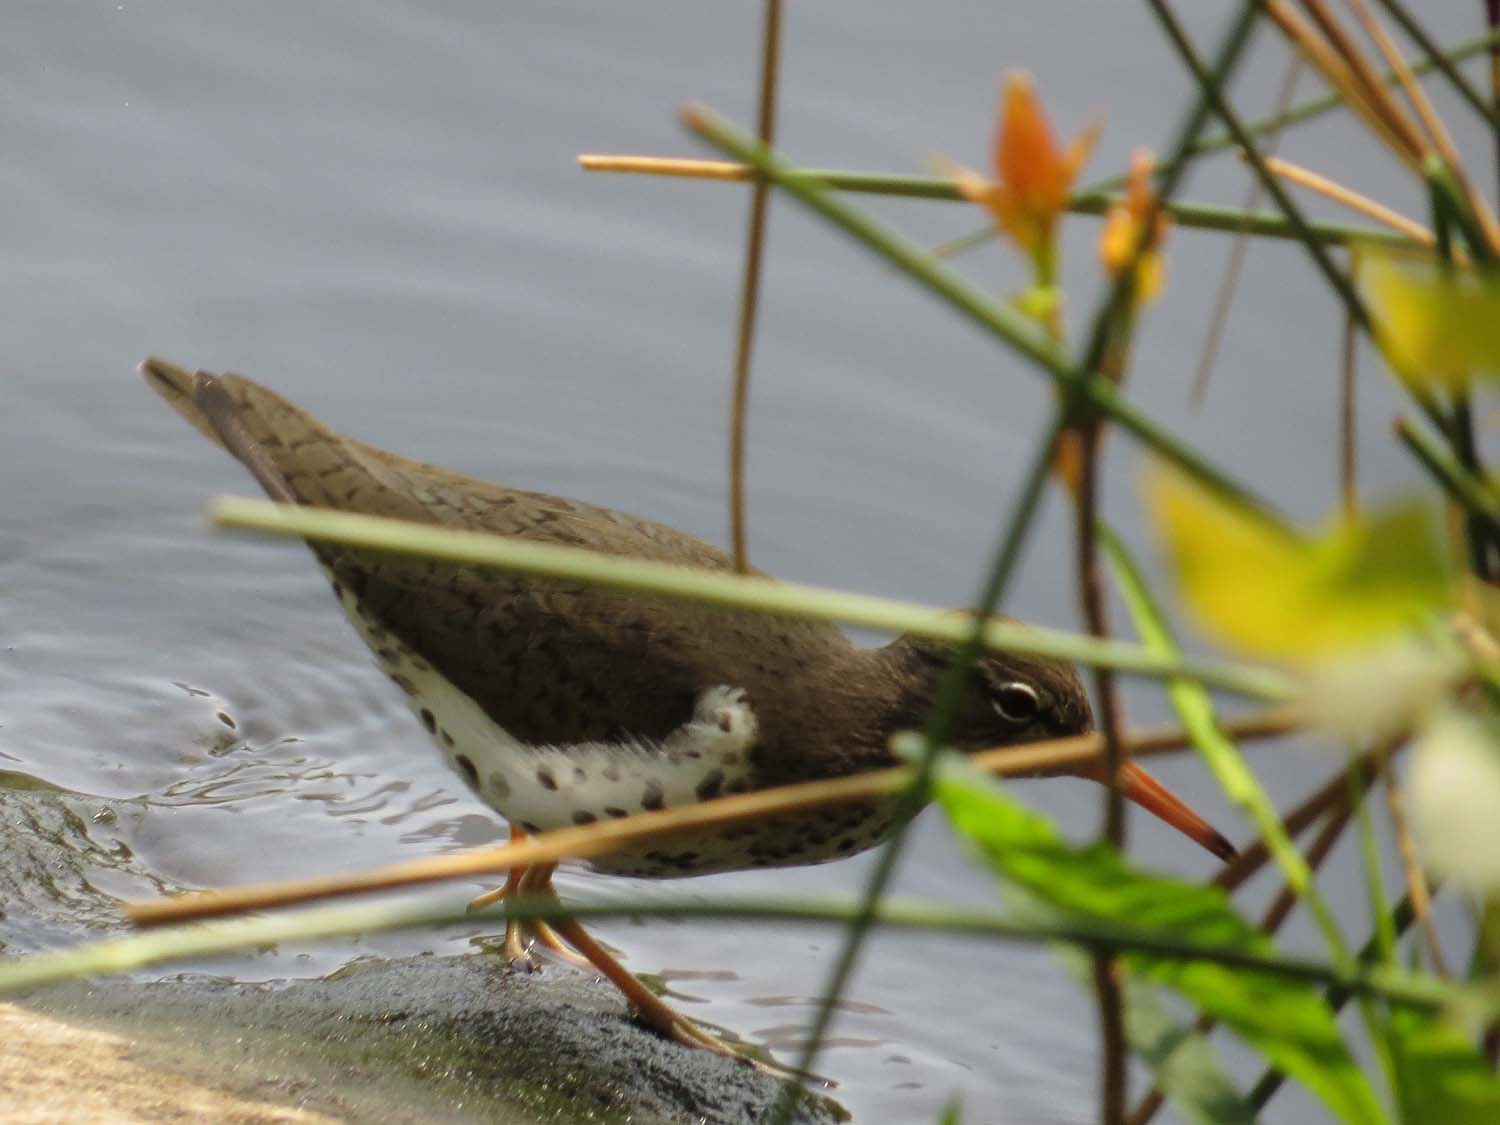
xmin=467 ymin=826 xmax=589 ymax=967
xmin=545 ymin=910 xmax=741 ymax=1055
xmin=471 ymin=828 xmax=779 ymax=1069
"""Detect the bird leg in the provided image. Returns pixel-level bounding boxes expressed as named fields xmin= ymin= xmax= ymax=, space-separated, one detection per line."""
xmin=541 ymin=906 xmax=751 ymax=1059
xmin=469 ymin=826 xmax=590 ymax=968
xmin=474 ymin=841 xmax=772 ymax=1066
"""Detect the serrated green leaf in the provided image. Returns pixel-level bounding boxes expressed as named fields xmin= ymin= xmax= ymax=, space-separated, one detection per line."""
xmin=937 ymin=772 xmax=1387 ymax=1124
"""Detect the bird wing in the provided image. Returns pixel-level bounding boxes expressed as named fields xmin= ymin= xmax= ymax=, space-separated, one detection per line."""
xmin=141 ymin=358 xmax=850 ymax=748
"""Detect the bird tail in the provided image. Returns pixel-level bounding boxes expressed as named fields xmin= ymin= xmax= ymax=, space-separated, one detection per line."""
xmin=140 ymin=355 xmax=438 ymax=522
xmin=139 ymin=357 xmax=300 ymax=503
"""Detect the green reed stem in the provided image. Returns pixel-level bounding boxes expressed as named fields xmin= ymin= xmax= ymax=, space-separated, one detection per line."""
xmin=1102 ymin=523 xmax=1352 ymax=969
xmin=1395 ymin=416 xmax=1500 ymax=537
xmin=772 ymin=414 xmax=1065 ymax=1123
xmin=1144 ymin=0 xmax=1371 ymax=334
xmin=665 ymin=167 xmax=1414 ymax=246
xmin=209 ymin=497 xmax=1296 ymax=700
xmin=1372 ymin=0 xmax=1499 ymax=128
xmin=1084 ymin=26 xmax=1500 ymax=195
xmin=680 ymin=109 xmax=1283 ymax=525
xmin=1248 ymin=894 xmax=1421 ymax=1111
xmin=0 ymin=893 xmax=1460 ymax=1015
xmin=926 ymin=24 xmax=1500 ymax=266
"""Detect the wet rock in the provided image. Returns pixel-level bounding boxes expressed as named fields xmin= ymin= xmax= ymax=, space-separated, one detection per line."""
xmin=0 ymin=784 xmax=843 ymax=1123
xmin=22 ymin=954 xmax=844 ymax=1124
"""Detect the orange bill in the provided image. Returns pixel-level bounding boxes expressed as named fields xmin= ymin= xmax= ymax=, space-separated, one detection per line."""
xmin=1082 ymin=760 xmax=1237 ymax=861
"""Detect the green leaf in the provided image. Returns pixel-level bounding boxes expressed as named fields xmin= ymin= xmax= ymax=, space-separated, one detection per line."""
xmin=1387 ymin=1006 xmax=1500 ymax=1125
xmin=1146 ymin=464 xmax=1449 ymax=660
xmin=1102 ymin=522 xmax=1343 ymax=921
xmin=1054 ymin=944 xmax=1258 ymax=1125
xmin=1122 ymin=975 xmax=1258 ymax=1125
xmin=936 ymin=770 xmax=1388 ymax=1124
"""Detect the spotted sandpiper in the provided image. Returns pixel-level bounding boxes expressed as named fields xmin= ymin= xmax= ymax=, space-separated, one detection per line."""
xmin=141 ymin=356 xmax=1233 ymax=1058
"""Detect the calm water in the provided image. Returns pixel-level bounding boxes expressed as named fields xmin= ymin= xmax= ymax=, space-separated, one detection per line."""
xmin=0 ymin=4 xmax=1487 ymax=1122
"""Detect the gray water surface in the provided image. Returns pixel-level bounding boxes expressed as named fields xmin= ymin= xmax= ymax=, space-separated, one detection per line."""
xmin=1 ymin=4 xmax=1488 ymax=1122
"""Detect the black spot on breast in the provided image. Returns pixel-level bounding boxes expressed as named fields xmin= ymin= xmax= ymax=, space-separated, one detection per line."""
xmin=572 ymin=810 xmax=597 ymax=826
xmin=391 ymin=674 xmax=417 ymax=695
xmin=521 ymin=821 xmax=541 ymax=833
xmin=694 ymin=769 xmax=725 ymax=801
xmin=455 ymin=755 xmax=479 ymax=787
xmin=573 ymin=766 xmax=588 ymax=782
xmin=604 ymin=806 xmax=629 ymax=819
xmin=726 ymin=779 xmax=749 ymax=795
xmin=419 ymin=708 xmax=436 ymax=734
xmin=602 ymin=765 xmax=622 ymax=782
xmin=641 ymin=781 xmax=664 ymax=811
xmin=441 ymin=730 xmax=455 ymax=748
xmin=537 ymin=767 xmax=558 ymax=791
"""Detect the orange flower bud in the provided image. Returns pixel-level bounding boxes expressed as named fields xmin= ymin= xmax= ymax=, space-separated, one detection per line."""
xmin=1099 ymin=148 xmax=1169 ymax=304
xmin=954 ymin=74 xmax=1099 ymax=258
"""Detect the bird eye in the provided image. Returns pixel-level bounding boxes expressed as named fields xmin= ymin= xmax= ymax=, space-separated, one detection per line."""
xmin=993 ymin=682 xmax=1041 ymax=724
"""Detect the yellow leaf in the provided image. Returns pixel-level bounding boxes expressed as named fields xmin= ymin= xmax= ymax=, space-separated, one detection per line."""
xmin=1146 ymin=465 xmax=1450 ymax=660
xmin=1354 ymin=245 xmax=1500 ymax=389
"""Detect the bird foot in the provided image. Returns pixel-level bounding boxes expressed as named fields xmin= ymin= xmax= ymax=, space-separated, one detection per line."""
xmin=498 ymin=918 xmax=594 ymax=972
xmin=470 ymin=863 xmax=594 ymax=971
xmin=655 ymin=1012 xmax=801 ymax=1077
xmin=471 ymin=840 xmax=788 ymax=1073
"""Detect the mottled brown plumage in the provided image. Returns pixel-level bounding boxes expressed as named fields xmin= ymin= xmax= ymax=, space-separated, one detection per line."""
xmin=143 ymin=356 xmax=1239 ymax=882
xmin=142 ymin=358 xmax=1092 ymax=801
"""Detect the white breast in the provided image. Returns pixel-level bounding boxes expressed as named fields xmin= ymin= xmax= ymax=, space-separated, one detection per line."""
xmin=331 ymin=580 xmax=757 ymax=835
